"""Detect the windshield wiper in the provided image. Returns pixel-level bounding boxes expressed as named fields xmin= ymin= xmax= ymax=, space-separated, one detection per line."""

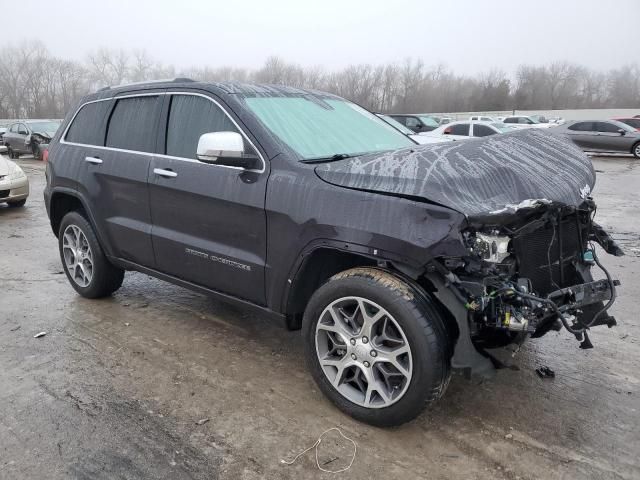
xmin=300 ymin=153 xmax=353 ymax=164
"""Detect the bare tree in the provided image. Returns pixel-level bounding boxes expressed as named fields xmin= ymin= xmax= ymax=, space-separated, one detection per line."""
xmin=1 ymin=42 xmax=639 ymax=120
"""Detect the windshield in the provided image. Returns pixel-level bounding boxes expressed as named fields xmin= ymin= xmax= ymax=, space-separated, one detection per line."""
xmin=28 ymin=121 xmax=60 ymax=133
xmin=244 ymin=96 xmax=413 ymax=159
xmin=619 ymin=118 xmax=640 ymax=129
xmin=378 ymin=114 xmax=414 ymax=135
xmin=613 ymin=120 xmax=637 ymax=132
xmin=418 ymin=116 xmax=440 ymax=128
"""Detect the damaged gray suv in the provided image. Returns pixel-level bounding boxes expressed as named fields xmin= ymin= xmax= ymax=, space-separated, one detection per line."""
xmin=44 ymin=79 xmax=622 ymax=427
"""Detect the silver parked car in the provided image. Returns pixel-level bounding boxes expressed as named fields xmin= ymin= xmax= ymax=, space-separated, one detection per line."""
xmin=554 ymin=120 xmax=640 ymax=158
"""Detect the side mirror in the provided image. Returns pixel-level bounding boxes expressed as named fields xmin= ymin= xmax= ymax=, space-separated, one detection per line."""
xmin=196 ymin=131 xmax=260 ymax=170
xmin=617 ymin=128 xmax=626 ymax=136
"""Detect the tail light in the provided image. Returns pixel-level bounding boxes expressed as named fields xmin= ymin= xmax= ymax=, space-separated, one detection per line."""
xmin=42 ymin=148 xmax=49 ymax=162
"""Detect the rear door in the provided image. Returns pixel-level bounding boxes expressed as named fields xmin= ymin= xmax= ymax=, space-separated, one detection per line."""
xmin=69 ymin=93 xmax=161 ymax=267
xmin=565 ymin=122 xmax=596 ymax=150
xmin=148 ymin=92 xmax=268 ymax=304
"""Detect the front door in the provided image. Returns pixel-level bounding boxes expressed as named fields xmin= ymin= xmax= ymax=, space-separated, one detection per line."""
xmin=149 ymin=93 xmax=268 ymax=305
xmin=591 ymin=122 xmax=633 ymax=153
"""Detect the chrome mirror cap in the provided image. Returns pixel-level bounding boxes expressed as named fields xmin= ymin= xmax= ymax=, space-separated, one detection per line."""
xmin=197 ymin=131 xmax=244 ymax=162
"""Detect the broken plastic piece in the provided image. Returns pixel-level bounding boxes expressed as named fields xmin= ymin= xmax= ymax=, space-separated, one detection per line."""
xmin=33 ymin=331 xmax=47 ymax=338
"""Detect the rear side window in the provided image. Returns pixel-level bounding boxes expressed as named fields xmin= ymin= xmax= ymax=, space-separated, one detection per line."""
xmin=165 ymin=95 xmax=239 ymax=159
xmin=503 ymin=117 xmax=516 ymax=124
xmin=473 ymin=124 xmax=496 ymax=137
xmin=65 ymin=101 xmax=111 ymax=145
xmin=447 ymin=123 xmax=470 ymax=136
xmin=568 ymin=122 xmax=594 ymax=132
xmin=106 ymin=96 xmax=161 ymax=152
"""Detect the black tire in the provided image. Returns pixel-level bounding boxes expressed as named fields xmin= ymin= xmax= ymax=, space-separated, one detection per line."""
xmin=7 ymin=199 xmax=26 ymax=207
xmin=7 ymin=146 xmax=15 ymax=159
xmin=632 ymin=142 xmax=640 ymax=159
xmin=58 ymin=211 xmax=124 ymax=298
xmin=31 ymin=144 xmax=41 ymax=161
xmin=302 ymin=267 xmax=450 ymax=427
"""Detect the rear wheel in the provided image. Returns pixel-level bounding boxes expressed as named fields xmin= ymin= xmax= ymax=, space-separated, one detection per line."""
xmin=7 ymin=146 xmax=15 ymax=159
xmin=302 ymin=267 xmax=450 ymax=427
xmin=58 ymin=211 xmax=124 ymax=298
xmin=633 ymin=142 xmax=640 ymax=159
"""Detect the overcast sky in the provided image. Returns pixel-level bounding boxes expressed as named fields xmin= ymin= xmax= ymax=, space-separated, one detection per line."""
xmin=6 ymin=0 xmax=639 ymax=74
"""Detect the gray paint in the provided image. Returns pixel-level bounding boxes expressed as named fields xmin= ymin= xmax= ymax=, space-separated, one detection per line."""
xmin=315 ymin=129 xmax=595 ymax=219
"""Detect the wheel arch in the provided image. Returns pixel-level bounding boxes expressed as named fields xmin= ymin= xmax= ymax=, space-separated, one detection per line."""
xmin=283 ymin=246 xmax=379 ymax=329
xmin=48 ymin=189 xmax=110 ymax=258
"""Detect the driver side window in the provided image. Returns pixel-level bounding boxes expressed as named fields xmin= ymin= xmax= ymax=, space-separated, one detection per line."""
xmin=166 ymin=95 xmax=241 ymax=159
xmin=404 ymin=117 xmax=420 ymax=128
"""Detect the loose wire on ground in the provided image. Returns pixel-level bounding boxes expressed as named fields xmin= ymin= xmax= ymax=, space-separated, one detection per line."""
xmin=280 ymin=427 xmax=357 ymax=474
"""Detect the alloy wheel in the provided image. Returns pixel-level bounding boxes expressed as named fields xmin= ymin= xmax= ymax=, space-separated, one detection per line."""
xmin=315 ymin=296 xmax=413 ymax=408
xmin=62 ymin=224 xmax=94 ymax=287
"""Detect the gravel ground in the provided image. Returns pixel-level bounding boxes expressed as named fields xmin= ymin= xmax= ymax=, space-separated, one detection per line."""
xmin=1 ymin=154 xmax=638 ymax=480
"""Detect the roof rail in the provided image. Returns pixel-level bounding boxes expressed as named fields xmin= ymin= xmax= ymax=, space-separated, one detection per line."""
xmin=98 ymin=77 xmax=196 ymax=91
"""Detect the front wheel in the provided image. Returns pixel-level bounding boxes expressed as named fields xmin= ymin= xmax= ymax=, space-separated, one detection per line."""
xmin=633 ymin=142 xmax=640 ymax=159
xmin=31 ymin=144 xmax=41 ymax=160
xmin=58 ymin=211 xmax=124 ymax=298
xmin=302 ymin=267 xmax=450 ymax=427
xmin=7 ymin=199 xmax=26 ymax=207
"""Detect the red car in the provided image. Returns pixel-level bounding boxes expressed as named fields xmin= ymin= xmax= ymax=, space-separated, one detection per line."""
xmin=615 ymin=117 xmax=640 ymax=130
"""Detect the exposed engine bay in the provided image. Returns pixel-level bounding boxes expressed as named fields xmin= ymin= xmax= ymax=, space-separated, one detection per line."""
xmin=434 ymin=198 xmax=622 ymax=356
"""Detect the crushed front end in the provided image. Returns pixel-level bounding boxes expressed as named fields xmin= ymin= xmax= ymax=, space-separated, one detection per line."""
xmin=426 ymin=198 xmax=622 ymax=376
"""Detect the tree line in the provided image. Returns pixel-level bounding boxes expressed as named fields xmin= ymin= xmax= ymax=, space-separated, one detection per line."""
xmin=1 ymin=40 xmax=639 ymax=119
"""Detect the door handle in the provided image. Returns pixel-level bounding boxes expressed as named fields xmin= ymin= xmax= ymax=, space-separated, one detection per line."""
xmin=154 ymin=168 xmax=177 ymax=178
xmin=84 ymin=156 xmax=102 ymax=165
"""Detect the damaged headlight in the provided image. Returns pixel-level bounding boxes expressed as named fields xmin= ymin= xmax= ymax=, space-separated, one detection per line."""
xmin=471 ymin=232 xmax=511 ymax=263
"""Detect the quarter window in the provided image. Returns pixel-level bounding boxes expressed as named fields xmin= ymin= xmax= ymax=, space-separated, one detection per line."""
xmin=106 ymin=96 xmax=161 ymax=152
xmin=166 ymin=95 xmax=239 ymax=159
xmin=66 ymin=101 xmax=112 ymax=145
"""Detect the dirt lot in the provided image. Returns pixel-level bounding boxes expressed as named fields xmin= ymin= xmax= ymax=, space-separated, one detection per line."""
xmin=1 ymin=154 xmax=639 ymax=480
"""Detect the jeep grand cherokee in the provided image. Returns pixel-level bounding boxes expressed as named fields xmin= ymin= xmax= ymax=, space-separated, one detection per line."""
xmin=44 ymin=79 xmax=622 ymax=427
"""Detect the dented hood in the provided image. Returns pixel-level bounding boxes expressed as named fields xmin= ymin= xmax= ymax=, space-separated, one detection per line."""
xmin=315 ymin=129 xmax=595 ymax=218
